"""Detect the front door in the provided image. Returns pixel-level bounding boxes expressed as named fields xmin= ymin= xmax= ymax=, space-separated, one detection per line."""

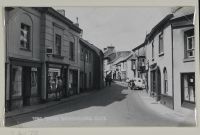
xmin=22 ymin=67 xmax=31 ymax=106
xmin=156 ymin=68 xmax=161 ymax=101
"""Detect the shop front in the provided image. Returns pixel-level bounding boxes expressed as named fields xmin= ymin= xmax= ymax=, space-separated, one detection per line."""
xmin=8 ymin=58 xmax=42 ymax=110
xmin=181 ymin=73 xmax=195 ymax=109
xmin=68 ymin=69 xmax=78 ymax=96
xmin=46 ymin=62 xmax=68 ymax=100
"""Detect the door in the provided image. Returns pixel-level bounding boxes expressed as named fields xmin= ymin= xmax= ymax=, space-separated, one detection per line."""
xmin=22 ymin=67 xmax=31 ymax=106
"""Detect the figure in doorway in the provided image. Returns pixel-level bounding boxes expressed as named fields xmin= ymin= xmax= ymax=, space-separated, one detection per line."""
xmin=55 ymin=76 xmax=63 ymax=101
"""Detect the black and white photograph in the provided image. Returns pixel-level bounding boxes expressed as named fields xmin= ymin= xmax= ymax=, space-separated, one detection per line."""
xmin=4 ymin=6 xmax=196 ymax=127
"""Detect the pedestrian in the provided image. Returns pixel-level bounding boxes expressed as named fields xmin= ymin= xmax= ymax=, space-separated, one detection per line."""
xmin=56 ymin=76 xmax=63 ymax=100
xmin=105 ymin=75 xmax=109 ymax=86
xmin=108 ymin=76 xmax=112 ymax=86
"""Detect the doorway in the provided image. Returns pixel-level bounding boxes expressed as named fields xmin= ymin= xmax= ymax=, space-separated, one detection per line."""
xmin=156 ymin=67 xmax=161 ymax=101
xmin=22 ymin=66 xmax=31 ymax=106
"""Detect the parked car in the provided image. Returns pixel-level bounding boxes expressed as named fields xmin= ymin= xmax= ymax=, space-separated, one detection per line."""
xmin=133 ymin=78 xmax=145 ymax=90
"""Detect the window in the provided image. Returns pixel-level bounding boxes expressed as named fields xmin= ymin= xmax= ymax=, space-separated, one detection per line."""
xmin=20 ymin=23 xmax=30 ymax=50
xmin=89 ymin=52 xmax=92 ymax=63
xmin=181 ymin=73 xmax=195 ymax=104
xmin=85 ymin=50 xmax=89 ymax=62
xmin=131 ymin=60 xmax=136 ymax=70
xmin=55 ymin=34 xmax=61 ymax=55
xmin=163 ymin=68 xmax=168 ymax=94
xmin=152 ymin=40 xmax=154 ymax=60
xmin=69 ymin=42 xmax=75 ymax=60
xmin=80 ymin=48 xmax=84 ymax=61
xmin=159 ymin=32 xmax=164 ymax=55
xmin=185 ymin=29 xmax=194 ymax=58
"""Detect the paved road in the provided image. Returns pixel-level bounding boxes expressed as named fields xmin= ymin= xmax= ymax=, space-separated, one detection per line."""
xmin=5 ymin=83 xmax=195 ymax=127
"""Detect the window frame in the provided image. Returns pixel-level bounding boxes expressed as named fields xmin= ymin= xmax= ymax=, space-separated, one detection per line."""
xmin=69 ymin=41 xmax=75 ymax=61
xmin=158 ymin=32 xmax=164 ymax=56
xmin=20 ymin=23 xmax=31 ymax=51
xmin=152 ymin=40 xmax=154 ymax=61
xmin=186 ymin=35 xmax=195 ymax=58
xmin=54 ymin=34 xmax=62 ymax=56
xmin=184 ymin=28 xmax=195 ymax=60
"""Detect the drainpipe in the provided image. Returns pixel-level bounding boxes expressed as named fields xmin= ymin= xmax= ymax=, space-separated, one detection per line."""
xmin=171 ymin=24 xmax=175 ymax=110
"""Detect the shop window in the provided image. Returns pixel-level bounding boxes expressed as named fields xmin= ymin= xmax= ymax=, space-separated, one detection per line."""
xmin=181 ymin=73 xmax=195 ymax=104
xmin=55 ymin=34 xmax=62 ymax=55
xmin=48 ymin=68 xmax=61 ymax=93
xmin=163 ymin=68 xmax=168 ymax=94
xmin=11 ymin=66 xmax=22 ymax=97
xmin=69 ymin=42 xmax=75 ymax=61
xmin=20 ymin=23 xmax=30 ymax=50
xmin=31 ymin=68 xmax=38 ymax=95
xmin=159 ymin=32 xmax=164 ymax=55
xmin=184 ymin=29 xmax=195 ymax=59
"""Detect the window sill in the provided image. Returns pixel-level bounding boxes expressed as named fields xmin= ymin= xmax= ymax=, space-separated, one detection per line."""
xmin=159 ymin=52 xmax=164 ymax=57
xmin=20 ymin=47 xmax=31 ymax=52
xmin=52 ymin=54 xmax=64 ymax=59
xmin=183 ymin=57 xmax=195 ymax=62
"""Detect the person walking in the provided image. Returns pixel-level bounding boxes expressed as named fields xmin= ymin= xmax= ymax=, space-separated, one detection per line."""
xmin=56 ymin=76 xmax=63 ymax=101
xmin=108 ymin=76 xmax=112 ymax=86
xmin=105 ymin=75 xmax=109 ymax=86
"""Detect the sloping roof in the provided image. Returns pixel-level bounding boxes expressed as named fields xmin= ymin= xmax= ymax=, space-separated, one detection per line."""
xmin=79 ymin=38 xmax=103 ymax=56
xmin=147 ymin=14 xmax=174 ymax=41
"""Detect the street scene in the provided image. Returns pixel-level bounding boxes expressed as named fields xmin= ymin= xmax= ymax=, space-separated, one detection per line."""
xmin=5 ymin=6 xmax=196 ymax=127
xmin=6 ymin=82 xmax=195 ymax=127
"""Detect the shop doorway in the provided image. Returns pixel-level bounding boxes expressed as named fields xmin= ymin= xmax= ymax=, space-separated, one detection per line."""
xmin=22 ymin=67 xmax=31 ymax=106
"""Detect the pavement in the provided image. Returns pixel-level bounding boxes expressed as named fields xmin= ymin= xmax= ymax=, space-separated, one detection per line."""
xmin=5 ymin=91 xmax=95 ymax=118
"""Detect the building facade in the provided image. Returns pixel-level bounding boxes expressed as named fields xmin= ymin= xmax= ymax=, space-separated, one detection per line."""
xmin=79 ymin=39 xmax=104 ymax=92
xmin=5 ymin=7 xmax=43 ymax=110
xmin=5 ymin=7 xmax=103 ymax=111
xmin=144 ymin=7 xmax=195 ymax=110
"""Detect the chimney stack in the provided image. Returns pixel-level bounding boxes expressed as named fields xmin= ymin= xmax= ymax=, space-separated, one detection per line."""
xmin=74 ymin=17 xmax=79 ymax=27
xmin=56 ymin=9 xmax=65 ymax=16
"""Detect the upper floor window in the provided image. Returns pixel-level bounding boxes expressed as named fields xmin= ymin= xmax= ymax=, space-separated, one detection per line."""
xmin=89 ymin=52 xmax=92 ymax=63
xmin=80 ymin=48 xmax=84 ymax=61
xmin=69 ymin=42 xmax=75 ymax=61
xmin=184 ymin=29 xmax=194 ymax=59
xmin=131 ymin=60 xmax=136 ymax=70
xmin=159 ymin=32 xmax=164 ymax=55
xmin=152 ymin=40 xmax=154 ymax=60
xmin=55 ymin=34 xmax=61 ymax=55
xmin=85 ymin=50 xmax=89 ymax=62
xmin=20 ymin=23 xmax=30 ymax=50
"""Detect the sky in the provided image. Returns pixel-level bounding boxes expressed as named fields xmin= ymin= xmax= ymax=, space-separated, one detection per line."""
xmin=54 ymin=7 xmax=171 ymax=51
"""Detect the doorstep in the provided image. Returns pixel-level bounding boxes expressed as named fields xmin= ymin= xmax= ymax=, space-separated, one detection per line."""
xmin=5 ymin=91 xmax=94 ymax=118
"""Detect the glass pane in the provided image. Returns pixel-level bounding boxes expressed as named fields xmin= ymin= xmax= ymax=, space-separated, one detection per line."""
xmin=12 ymin=66 xmax=22 ymax=97
xmin=188 ymin=38 xmax=193 ymax=49
xmin=31 ymin=68 xmax=38 ymax=95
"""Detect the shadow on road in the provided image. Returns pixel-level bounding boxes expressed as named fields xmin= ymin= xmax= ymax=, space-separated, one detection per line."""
xmin=6 ymin=83 xmax=128 ymax=127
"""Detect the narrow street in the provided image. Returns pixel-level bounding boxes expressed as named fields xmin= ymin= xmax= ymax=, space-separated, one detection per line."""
xmin=5 ymin=83 xmax=195 ymax=127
